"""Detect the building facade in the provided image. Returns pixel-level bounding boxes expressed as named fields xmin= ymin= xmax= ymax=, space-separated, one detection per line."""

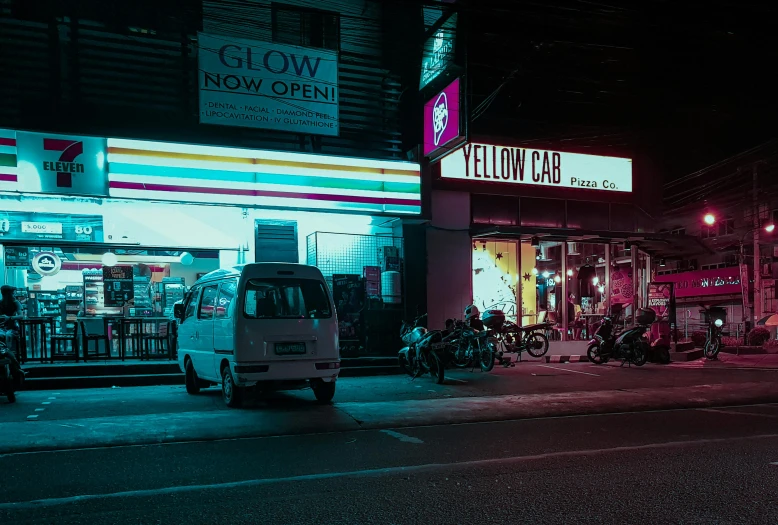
xmin=0 ymin=0 xmax=429 ymax=360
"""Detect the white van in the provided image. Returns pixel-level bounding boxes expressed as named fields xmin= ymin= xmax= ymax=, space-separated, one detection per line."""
xmin=174 ymin=263 xmax=340 ymax=407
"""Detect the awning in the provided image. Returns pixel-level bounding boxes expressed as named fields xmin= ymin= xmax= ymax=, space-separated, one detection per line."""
xmin=470 ymin=225 xmax=714 ymax=259
xmin=757 ymin=314 xmax=778 ymax=327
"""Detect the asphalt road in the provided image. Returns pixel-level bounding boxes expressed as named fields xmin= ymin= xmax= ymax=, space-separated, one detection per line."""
xmin=2 ymin=360 xmax=777 ymax=424
xmin=1 ymin=403 xmax=777 ymax=524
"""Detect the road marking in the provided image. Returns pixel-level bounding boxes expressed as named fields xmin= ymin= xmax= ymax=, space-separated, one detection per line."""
xmin=536 ymin=364 xmax=600 ymax=377
xmin=26 ymin=415 xmax=38 ymax=420
xmin=380 ymin=430 xmax=424 ymax=444
xmin=41 ymin=402 xmax=51 ymax=405
xmin=697 ymin=408 xmax=778 ymax=419
xmin=0 ymin=432 xmax=775 ymax=511
xmin=47 ymin=397 xmax=56 ymax=400
xmin=771 ymin=462 xmax=778 ymax=466
xmin=34 ymin=408 xmax=44 ymax=412
xmin=447 ymin=378 xmax=468 ymax=384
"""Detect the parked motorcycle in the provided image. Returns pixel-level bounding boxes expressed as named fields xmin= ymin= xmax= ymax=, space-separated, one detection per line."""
xmin=483 ymin=310 xmax=552 ymax=366
xmin=444 ymin=318 xmax=498 ymax=372
xmin=0 ymin=345 xmax=22 ymax=403
xmin=701 ymin=306 xmax=723 ymax=360
xmin=398 ymin=314 xmax=446 ymax=384
xmin=588 ymin=308 xmax=656 ymax=367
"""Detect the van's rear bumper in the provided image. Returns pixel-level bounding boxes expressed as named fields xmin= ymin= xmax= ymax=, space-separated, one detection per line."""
xmin=232 ymin=360 xmax=340 ymax=386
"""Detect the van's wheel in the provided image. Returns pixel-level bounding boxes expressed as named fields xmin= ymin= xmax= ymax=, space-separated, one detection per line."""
xmin=221 ymin=365 xmax=243 ymax=408
xmin=312 ymin=380 xmax=336 ymax=404
xmin=184 ymin=359 xmax=200 ymax=395
xmin=7 ymin=391 xmax=16 ymax=403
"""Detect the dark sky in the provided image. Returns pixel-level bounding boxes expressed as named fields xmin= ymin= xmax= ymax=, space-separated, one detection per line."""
xmin=460 ymin=0 xmax=778 ymax=180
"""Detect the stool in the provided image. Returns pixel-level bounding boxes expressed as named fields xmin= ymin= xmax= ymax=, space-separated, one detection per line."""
xmin=80 ymin=320 xmax=109 ymax=361
xmin=121 ymin=318 xmax=144 ymax=359
xmin=142 ymin=322 xmax=171 ymax=360
xmin=51 ymin=321 xmax=79 ymax=362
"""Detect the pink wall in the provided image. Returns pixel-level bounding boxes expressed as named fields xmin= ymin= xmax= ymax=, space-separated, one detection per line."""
xmin=426 ymin=190 xmax=472 ymax=329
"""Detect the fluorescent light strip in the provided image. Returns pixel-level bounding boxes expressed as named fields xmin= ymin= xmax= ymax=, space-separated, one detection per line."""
xmin=108 ymin=173 xmax=420 ymax=202
xmin=108 ymin=188 xmax=391 ymax=213
xmin=106 ymin=154 xmax=419 ymax=185
xmin=107 ymin=138 xmax=421 ymax=173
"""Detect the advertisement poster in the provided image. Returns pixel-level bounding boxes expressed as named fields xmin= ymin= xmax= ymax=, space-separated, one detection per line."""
xmin=647 ymin=282 xmax=674 ymax=320
xmin=333 ymin=274 xmax=364 ymax=340
xmin=0 ymin=212 xmax=103 ymax=242
xmin=440 ymin=143 xmax=633 ymax=193
xmin=103 ymin=266 xmax=134 ymax=307
xmin=656 ymin=267 xmax=743 ymax=299
xmin=4 ymin=246 xmax=30 ymax=268
xmin=610 ymin=266 xmax=634 ymax=305
xmin=198 ymin=33 xmax=339 ymax=136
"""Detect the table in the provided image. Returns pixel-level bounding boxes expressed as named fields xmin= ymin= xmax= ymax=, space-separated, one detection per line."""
xmin=18 ymin=317 xmax=56 ymax=364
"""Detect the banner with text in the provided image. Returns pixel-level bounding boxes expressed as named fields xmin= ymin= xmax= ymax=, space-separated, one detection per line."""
xmin=198 ymin=33 xmax=339 ymax=136
xmin=440 ymin=143 xmax=633 ymax=193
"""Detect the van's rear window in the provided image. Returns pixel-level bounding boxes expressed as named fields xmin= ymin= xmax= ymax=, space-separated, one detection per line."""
xmin=243 ymin=278 xmax=333 ymax=319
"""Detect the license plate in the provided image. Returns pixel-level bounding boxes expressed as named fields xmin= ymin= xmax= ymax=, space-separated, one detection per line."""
xmin=275 ymin=342 xmax=306 ymax=355
xmin=431 ymin=342 xmax=446 ymax=350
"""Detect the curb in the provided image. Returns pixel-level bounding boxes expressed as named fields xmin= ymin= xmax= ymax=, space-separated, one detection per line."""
xmin=545 ymin=355 xmax=590 ymax=363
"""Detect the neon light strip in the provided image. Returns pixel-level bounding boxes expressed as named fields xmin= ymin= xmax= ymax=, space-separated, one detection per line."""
xmin=107 ymin=172 xmax=419 ymax=200
xmin=107 ymin=139 xmax=421 ymax=173
xmin=108 ymin=180 xmax=419 ymax=206
xmin=108 ymin=187 xmax=421 ymax=214
xmin=106 ymin=157 xmax=420 ymax=186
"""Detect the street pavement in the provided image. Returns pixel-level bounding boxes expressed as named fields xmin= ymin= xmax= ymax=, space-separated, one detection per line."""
xmin=0 ymin=360 xmax=777 ymax=454
xmin=1 ymin=403 xmax=777 ymax=524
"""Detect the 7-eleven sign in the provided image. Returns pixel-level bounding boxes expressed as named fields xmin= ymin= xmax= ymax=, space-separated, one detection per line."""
xmin=14 ymin=131 xmax=107 ymax=196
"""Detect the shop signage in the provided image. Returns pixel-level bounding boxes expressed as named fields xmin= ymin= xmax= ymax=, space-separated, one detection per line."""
xmin=198 ymin=33 xmax=339 ymax=136
xmin=440 ymin=143 xmax=633 ymax=193
xmin=420 ymin=13 xmax=457 ymax=90
xmin=103 ymin=265 xmax=134 ymax=307
xmin=0 ymin=212 xmax=103 ymax=242
xmin=32 ymin=251 xmax=61 ymax=276
xmin=4 ymin=246 xmax=30 ymax=268
xmin=656 ymin=268 xmax=742 ymax=298
xmin=106 ymin=138 xmax=422 ymax=215
xmin=423 ymin=78 xmax=463 ymax=158
xmin=15 ymin=131 xmax=108 ymax=196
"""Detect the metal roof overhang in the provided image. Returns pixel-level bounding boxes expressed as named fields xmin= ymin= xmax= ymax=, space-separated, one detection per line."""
xmin=470 ymin=225 xmax=714 ymax=259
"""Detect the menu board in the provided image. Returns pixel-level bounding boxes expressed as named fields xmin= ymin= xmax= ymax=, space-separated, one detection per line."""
xmin=4 ymin=246 xmax=31 ymax=267
xmin=102 ymin=266 xmax=134 ymax=307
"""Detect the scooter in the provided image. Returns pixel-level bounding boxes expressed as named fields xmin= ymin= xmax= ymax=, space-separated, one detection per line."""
xmin=589 ymin=308 xmax=656 ymax=367
xmin=0 ymin=345 xmax=23 ymax=403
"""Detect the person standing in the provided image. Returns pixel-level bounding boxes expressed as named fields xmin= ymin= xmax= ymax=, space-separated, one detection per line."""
xmin=0 ymin=285 xmax=24 ymax=375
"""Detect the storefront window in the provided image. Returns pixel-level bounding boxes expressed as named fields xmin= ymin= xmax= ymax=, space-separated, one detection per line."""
xmin=472 ymin=240 xmax=519 ymax=322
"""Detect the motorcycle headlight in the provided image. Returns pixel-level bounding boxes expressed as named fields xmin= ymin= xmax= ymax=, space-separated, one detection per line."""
xmin=714 ymin=319 xmax=723 ymax=328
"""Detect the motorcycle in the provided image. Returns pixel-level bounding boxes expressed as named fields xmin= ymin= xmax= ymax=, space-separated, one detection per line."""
xmin=398 ymin=314 xmax=446 ymax=384
xmin=483 ymin=310 xmax=552 ymax=366
xmin=443 ymin=319 xmax=498 ymax=372
xmin=701 ymin=305 xmax=723 ymax=360
xmin=0 ymin=344 xmax=23 ymax=403
xmin=588 ymin=308 xmax=656 ymax=367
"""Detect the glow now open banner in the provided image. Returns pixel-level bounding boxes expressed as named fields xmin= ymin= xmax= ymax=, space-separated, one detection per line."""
xmin=440 ymin=143 xmax=633 ymax=193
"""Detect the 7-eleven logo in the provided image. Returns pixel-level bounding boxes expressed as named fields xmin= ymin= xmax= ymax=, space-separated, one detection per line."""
xmin=42 ymin=139 xmax=85 ymax=188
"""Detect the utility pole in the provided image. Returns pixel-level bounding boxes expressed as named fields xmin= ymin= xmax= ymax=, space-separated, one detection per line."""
xmin=753 ymin=164 xmax=762 ymax=324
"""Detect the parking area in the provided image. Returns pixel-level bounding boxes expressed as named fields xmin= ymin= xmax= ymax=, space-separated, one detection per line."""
xmin=2 ymin=358 xmax=777 ymax=424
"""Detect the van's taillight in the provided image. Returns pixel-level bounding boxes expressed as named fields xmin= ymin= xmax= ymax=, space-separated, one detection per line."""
xmin=316 ymin=362 xmax=340 ymax=370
